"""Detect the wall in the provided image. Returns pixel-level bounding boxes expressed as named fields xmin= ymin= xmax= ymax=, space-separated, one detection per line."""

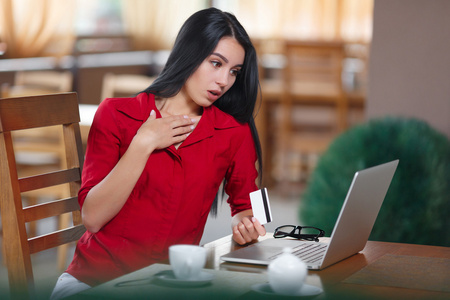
xmin=368 ymin=0 xmax=450 ymax=138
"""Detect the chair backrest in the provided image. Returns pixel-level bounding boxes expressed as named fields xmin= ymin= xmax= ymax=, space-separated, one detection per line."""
xmin=1 ymin=70 xmax=74 ymax=98
xmin=283 ymin=40 xmax=347 ymax=131
xmin=100 ymin=73 xmax=156 ymax=101
xmin=284 ymin=40 xmax=345 ymax=97
xmin=15 ymin=71 xmax=73 ymax=92
xmin=0 ymin=92 xmax=86 ymax=299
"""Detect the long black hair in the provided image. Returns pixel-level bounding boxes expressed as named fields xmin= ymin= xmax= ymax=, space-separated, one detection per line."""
xmin=143 ymin=8 xmax=263 ymax=215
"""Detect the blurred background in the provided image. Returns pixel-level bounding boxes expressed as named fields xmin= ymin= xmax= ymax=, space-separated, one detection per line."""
xmin=0 ymin=0 xmax=374 ymax=186
xmin=1 ymin=0 xmax=449 ymax=298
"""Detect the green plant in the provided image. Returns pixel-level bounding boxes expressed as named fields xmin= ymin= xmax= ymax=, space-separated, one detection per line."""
xmin=299 ymin=117 xmax=450 ymax=246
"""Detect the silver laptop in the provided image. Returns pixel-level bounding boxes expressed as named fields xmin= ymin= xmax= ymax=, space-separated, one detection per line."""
xmin=221 ymin=160 xmax=399 ymax=270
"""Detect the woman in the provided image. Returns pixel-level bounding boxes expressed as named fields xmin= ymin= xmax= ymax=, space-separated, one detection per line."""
xmin=51 ymin=7 xmax=265 ymax=299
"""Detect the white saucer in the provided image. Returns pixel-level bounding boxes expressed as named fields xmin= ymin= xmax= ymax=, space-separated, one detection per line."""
xmin=154 ymin=270 xmax=214 ymax=287
xmin=252 ymin=283 xmax=323 ymax=297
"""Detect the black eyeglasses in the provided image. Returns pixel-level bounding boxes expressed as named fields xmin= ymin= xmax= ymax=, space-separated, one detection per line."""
xmin=273 ymin=225 xmax=325 ymax=242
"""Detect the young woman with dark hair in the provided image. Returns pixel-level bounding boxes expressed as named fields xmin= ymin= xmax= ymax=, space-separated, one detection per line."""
xmin=51 ymin=7 xmax=265 ymax=299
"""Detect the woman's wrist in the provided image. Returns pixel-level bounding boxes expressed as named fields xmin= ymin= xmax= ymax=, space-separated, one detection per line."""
xmin=130 ymin=134 xmax=157 ymax=157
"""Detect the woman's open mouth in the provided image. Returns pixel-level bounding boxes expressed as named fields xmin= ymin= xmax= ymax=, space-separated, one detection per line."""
xmin=208 ymin=90 xmax=221 ymax=101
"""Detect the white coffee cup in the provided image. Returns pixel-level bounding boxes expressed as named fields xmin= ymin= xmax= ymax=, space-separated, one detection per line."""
xmin=268 ymin=247 xmax=308 ymax=295
xmin=169 ymin=245 xmax=207 ymax=280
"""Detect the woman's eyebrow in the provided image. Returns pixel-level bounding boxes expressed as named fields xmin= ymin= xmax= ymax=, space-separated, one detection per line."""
xmin=211 ymin=52 xmax=229 ymax=63
xmin=211 ymin=52 xmax=243 ymax=68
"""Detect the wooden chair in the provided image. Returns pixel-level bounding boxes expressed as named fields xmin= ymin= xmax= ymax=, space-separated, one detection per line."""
xmin=1 ymin=70 xmax=76 ymax=271
xmin=100 ymin=73 xmax=156 ymax=101
xmin=277 ymin=40 xmax=348 ymax=184
xmin=1 ymin=70 xmax=73 ymax=98
xmin=0 ymin=93 xmax=86 ymax=299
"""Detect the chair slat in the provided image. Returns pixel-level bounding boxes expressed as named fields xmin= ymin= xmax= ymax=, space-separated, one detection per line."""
xmin=28 ymin=225 xmax=86 ymax=254
xmin=23 ymin=197 xmax=80 ymax=222
xmin=19 ymin=168 xmax=81 ymax=193
xmin=0 ymin=93 xmax=80 ymax=132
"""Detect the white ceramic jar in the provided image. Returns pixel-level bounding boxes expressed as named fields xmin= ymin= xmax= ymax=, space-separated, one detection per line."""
xmin=268 ymin=247 xmax=308 ymax=295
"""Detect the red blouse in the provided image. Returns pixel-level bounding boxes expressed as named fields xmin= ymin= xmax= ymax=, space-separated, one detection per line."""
xmin=66 ymin=93 xmax=257 ymax=286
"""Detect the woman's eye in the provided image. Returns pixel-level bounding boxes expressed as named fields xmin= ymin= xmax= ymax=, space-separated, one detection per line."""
xmin=230 ymin=69 xmax=241 ymax=77
xmin=211 ymin=61 xmax=221 ymax=68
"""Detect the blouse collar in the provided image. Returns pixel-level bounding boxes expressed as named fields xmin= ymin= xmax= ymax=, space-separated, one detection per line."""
xmin=114 ymin=92 xmax=243 ymax=148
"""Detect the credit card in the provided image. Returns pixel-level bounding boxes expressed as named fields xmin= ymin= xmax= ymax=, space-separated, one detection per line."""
xmin=250 ymin=188 xmax=272 ymax=224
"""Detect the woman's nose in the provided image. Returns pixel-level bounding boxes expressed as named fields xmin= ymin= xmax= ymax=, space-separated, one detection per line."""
xmin=215 ymin=70 xmax=229 ymax=87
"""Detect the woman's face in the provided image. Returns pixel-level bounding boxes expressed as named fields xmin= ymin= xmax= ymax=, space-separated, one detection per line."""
xmin=183 ymin=36 xmax=245 ymax=107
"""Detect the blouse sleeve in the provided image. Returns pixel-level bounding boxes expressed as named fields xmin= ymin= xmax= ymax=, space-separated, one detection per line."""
xmin=78 ymin=99 xmax=121 ymax=208
xmin=224 ymin=124 xmax=259 ymax=216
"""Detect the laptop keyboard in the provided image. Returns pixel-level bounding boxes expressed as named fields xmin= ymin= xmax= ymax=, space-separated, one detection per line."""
xmin=268 ymin=242 xmax=328 ymax=264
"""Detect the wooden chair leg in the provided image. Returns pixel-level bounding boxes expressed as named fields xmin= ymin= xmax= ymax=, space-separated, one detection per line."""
xmin=1 ymin=232 xmax=5 ymax=266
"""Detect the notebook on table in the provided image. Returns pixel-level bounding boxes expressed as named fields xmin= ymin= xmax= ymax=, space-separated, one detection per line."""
xmin=221 ymin=160 xmax=399 ymax=270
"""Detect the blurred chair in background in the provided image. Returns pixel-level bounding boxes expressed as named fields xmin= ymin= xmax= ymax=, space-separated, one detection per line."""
xmin=300 ymin=117 xmax=450 ymax=247
xmin=1 ymin=70 xmax=73 ymax=98
xmin=0 ymin=93 xmax=86 ymax=299
xmin=253 ymin=39 xmax=365 ymax=188
xmin=276 ymin=40 xmax=347 ymax=184
xmin=100 ymin=72 xmax=156 ymax=100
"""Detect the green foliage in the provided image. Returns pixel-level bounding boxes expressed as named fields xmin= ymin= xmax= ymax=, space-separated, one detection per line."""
xmin=299 ymin=117 xmax=450 ymax=246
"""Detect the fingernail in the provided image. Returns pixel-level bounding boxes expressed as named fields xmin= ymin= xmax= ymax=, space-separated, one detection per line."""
xmin=150 ymin=110 xmax=156 ymax=116
xmin=190 ymin=125 xmax=195 ymax=130
xmin=184 ymin=115 xmax=189 ymax=119
xmin=252 ymin=217 xmax=256 ymax=222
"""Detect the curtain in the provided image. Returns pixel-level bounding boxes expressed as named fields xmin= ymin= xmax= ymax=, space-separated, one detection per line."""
xmin=339 ymin=0 xmax=373 ymax=41
xmin=0 ymin=0 xmax=373 ymax=57
xmin=214 ymin=0 xmax=373 ymax=42
xmin=122 ymin=0 xmax=207 ymax=51
xmin=0 ymin=0 xmax=76 ymax=58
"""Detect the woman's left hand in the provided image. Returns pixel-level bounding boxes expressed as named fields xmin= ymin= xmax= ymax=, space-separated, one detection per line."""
xmin=231 ymin=210 xmax=266 ymax=245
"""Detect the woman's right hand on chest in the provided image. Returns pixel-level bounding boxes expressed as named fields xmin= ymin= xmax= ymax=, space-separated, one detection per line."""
xmin=133 ymin=110 xmax=197 ymax=151
xmin=82 ymin=110 xmax=199 ymax=233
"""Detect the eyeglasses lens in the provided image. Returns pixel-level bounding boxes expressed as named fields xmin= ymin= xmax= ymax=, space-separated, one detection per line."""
xmin=274 ymin=225 xmax=295 ymax=238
